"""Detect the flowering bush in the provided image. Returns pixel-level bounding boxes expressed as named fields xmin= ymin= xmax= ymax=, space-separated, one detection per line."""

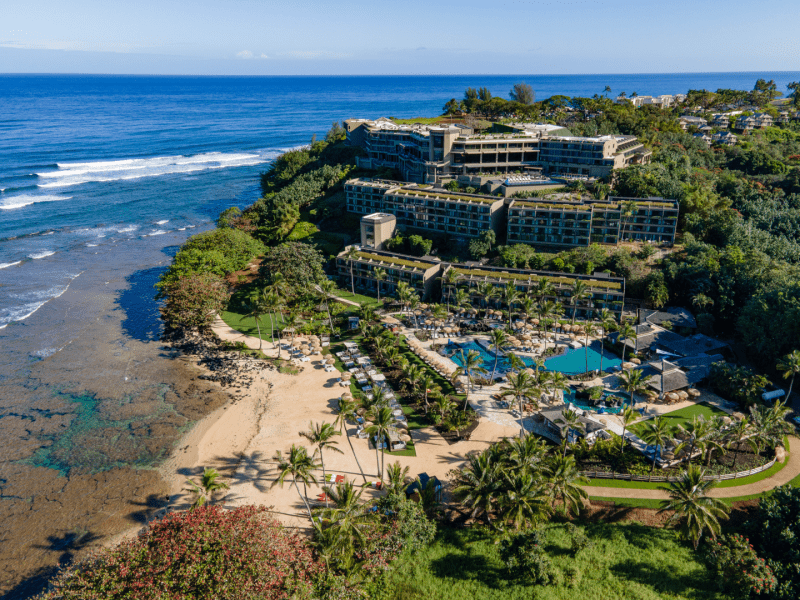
xmin=41 ymin=505 xmax=322 ymax=599
xmin=702 ymin=533 xmax=776 ymax=598
xmin=499 ymin=530 xmax=557 ymax=585
xmin=162 ymin=272 xmax=229 ymax=331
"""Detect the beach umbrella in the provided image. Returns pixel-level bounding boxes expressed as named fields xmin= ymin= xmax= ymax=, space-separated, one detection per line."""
xmin=399 ymin=433 xmax=411 ymax=442
xmin=326 ymin=357 xmax=336 ymax=364
xmin=688 ymin=388 xmax=701 ymax=397
xmin=356 ymin=407 xmax=366 ymax=416
xmin=302 ymin=348 xmax=311 ymax=356
xmin=341 ymin=391 xmax=352 ymax=400
xmin=420 ymin=303 xmax=429 ymax=309
xmin=630 ymin=357 xmax=641 ymax=365
xmin=341 ymin=371 xmax=352 ymax=379
xmin=532 ymin=318 xmax=540 ymax=325
xmin=524 ymin=368 xmax=536 ymax=376
xmin=521 ymin=334 xmax=532 ymax=341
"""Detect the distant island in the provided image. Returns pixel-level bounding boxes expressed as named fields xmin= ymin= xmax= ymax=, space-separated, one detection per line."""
xmin=41 ymin=80 xmax=800 ymax=600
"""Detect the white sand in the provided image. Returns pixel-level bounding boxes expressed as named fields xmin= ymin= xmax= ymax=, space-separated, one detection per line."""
xmin=157 ymin=319 xmax=519 ymax=530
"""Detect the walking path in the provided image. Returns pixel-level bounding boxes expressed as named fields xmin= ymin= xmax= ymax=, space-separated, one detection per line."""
xmin=585 ymin=436 xmax=800 ymax=499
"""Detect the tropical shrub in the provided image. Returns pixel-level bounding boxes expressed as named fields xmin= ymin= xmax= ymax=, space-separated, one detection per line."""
xmin=258 ymin=242 xmax=326 ymax=290
xmin=499 ymin=530 xmax=557 ymax=585
xmin=702 ymin=533 xmax=776 ymax=598
xmin=41 ymin=505 xmax=322 ymax=600
xmin=162 ymin=273 xmax=229 ymax=330
xmin=745 ymin=485 xmax=800 ymax=599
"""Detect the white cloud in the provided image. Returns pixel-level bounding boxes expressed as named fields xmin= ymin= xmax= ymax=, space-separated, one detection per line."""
xmin=260 ymin=53 xmax=269 ymax=59
xmin=236 ymin=50 xmax=253 ymax=59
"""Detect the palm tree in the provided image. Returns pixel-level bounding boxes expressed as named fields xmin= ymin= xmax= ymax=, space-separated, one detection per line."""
xmin=418 ymin=373 xmax=440 ymax=414
xmin=402 ymin=363 xmax=424 ymax=398
xmin=533 ymin=278 xmax=555 ymax=304
xmin=658 ymin=465 xmax=729 ymax=550
xmin=263 ymin=290 xmax=283 ymax=354
xmin=556 ymin=409 xmax=585 ymax=458
xmin=725 ymin=416 xmax=756 ymax=471
xmin=691 ymin=293 xmax=714 ymax=313
xmin=454 ymin=287 xmax=471 ymax=327
xmin=244 ymin=289 xmax=269 ymax=351
xmin=617 ymin=320 xmax=637 ymax=367
xmin=547 ymin=371 xmax=568 ymax=403
xmin=617 ymin=369 xmax=653 ymax=406
xmin=317 ymin=279 xmax=337 ymax=333
xmin=581 ymin=321 xmax=597 ymax=373
xmin=505 ymin=434 xmax=548 ymax=471
xmin=282 ymin=309 xmax=300 ymax=350
xmin=674 ymin=416 xmax=712 ymax=466
xmin=596 ymin=308 xmax=617 ymax=373
xmin=777 ymin=350 xmax=800 ymax=400
xmin=452 ymin=451 xmax=502 ymax=527
xmin=374 ymin=267 xmax=387 ymax=302
xmin=451 ymin=349 xmax=487 ymax=411
xmin=618 ymin=405 xmax=638 ymax=454
xmin=544 ymin=454 xmax=589 ymax=516
xmin=639 ymin=416 xmax=675 ymax=481
xmin=365 ymin=406 xmax=395 ymax=479
xmin=476 ymin=282 xmax=496 ymax=318
xmin=272 ymin=444 xmax=320 ymax=522
xmin=569 ymin=280 xmax=591 ymax=326
xmin=439 ymin=268 xmax=461 ymax=312
xmin=500 ymin=370 xmax=540 ymax=436
xmin=497 ymin=471 xmax=551 ymax=530
xmin=538 ymin=299 xmax=558 ymax=353
xmin=749 ymin=401 xmax=794 ymax=452
xmin=344 ymin=246 xmax=360 ymax=295
xmin=384 ymin=461 xmax=410 ymax=497
xmin=432 ymin=395 xmax=456 ymax=425
xmin=317 ymin=481 xmax=369 ymax=568
xmin=185 ymin=468 xmax=230 ymax=509
xmin=488 ymin=328 xmax=508 ymax=382
xmin=501 ymin=282 xmax=521 ymax=330
xmin=334 ymin=397 xmax=367 ymax=484
xmin=300 ymin=422 xmax=343 ymax=506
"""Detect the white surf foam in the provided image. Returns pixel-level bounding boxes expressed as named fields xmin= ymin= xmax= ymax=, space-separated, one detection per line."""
xmin=0 ymin=260 xmax=22 ymax=270
xmin=147 ymin=230 xmax=167 ymax=236
xmin=28 ymin=250 xmax=56 ymax=260
xmin=0 ymin=277 xmax=79 ymax=329
xmin=0 ymin=194 xmax=72 ymax=210
xmin=36 ymin=151 xmax=278 ymax=189
xmin=178 ymin=227 xmax=186 ymax=231
xmin=155 ymin=219 xmax=169 ymax=225
xmin=116 ymin=225 xmax=138 ymax=233
xmin=87 ymin=243 xmax=99 ymax=247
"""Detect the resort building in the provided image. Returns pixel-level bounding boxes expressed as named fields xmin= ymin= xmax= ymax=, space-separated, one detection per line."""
xmin=615 ymin=94 xmax=686 ymax=108
xmin=347 ymin=179 xmax=679 ymax=249
xmin=712 ymin=131 xmax=738 ymax=146
xmin=346 ymin=179 xmax=506 ymax=240
xmin=678 ymin=116 xmax=708 ymax=130
xmin=441 ymin=263 xmax=627 ymax=320
xmin=335 ymin=246 xmax=441 ymax=300
xmin=344 ymin=118 xmax=651 ymax=183
xmin=506 ymin=196 xmax=679 ymax=248
xmin=360 ymin=213 xmax=397 ymax=250
xmin=735 ymin=113 xmax=774 ymax=131
xmin=531 ymin=406 xmax=609 ymax=445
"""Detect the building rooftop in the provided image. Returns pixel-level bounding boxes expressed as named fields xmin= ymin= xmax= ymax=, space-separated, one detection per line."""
xmin=340 ymin=248 xmax=438 ymax=271
xmin=394 ymin=188 xmax=502 ymax=205
xmin=361 ymin=212 xmax=396 ymax=224
xmin=448 ymin=264 xmax=624 ymax=290
xmin=641 ymin=307 xmax=697 ymax=329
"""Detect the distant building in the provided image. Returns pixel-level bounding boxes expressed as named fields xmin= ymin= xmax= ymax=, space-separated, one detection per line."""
xmin=532 ymin=405 xmax=609 ymax=445
xmin=712 ymin=131 xmax=738 ymax=146
xmin=693 ymin=132 xmax=712 ymax=147
xmin=678 ymin=116 xmax=708 ymax=130
xmin=616 ymin=94 xmax=686 ymax=108
xmin=735 ymin=113 xmax=774 ymax=132
xmin=639 ymin=307 xmax=697 ymax=334
xmin=344 ymin=118 xmax=651 ymax=184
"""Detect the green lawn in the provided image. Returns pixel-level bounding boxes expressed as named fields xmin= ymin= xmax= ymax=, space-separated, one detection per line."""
xmin=330 ymin=286 xmax=384 ymax=309
xmin=384 ymin=523 xmax=725 ymax=600
xmin=583 ymin=455 xmax=788 ymax=491
xmin=629 ymin=402 xmax=729 ymax=437
xmin=220 ymin=306 xmax=287 ymax=341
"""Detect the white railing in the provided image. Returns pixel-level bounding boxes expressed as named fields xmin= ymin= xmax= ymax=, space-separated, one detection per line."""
xmin=581 ymin=456 xmax=777 ymax=483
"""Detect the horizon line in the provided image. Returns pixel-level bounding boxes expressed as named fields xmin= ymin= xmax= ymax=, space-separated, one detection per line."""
xmin=2 ymin=70 xmax=799 ymax=78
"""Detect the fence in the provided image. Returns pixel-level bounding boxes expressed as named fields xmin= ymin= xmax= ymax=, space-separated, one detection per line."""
xmin=580 ymin=456 xmax=777 ymax=483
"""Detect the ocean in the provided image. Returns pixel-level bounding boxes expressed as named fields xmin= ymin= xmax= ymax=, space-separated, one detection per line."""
xmin=0 ymin=72 xmax=798 ymax=597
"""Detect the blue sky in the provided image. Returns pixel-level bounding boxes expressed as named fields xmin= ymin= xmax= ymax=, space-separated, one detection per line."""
xmin=2 ymin=0 xmax=799 ymax=75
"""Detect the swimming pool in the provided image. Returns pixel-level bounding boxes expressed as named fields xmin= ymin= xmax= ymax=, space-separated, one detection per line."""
xmin=448 ymin=339 xmax=622 ymax=376
xmin=542 ymin=341 xmax=622 ymax=375
xmin=563 ymin=387 xmax=634 ymax=415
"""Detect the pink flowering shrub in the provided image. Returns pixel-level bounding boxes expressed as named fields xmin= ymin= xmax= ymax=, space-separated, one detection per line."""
xmin=41 ymin=505 xmax=322 ymax=599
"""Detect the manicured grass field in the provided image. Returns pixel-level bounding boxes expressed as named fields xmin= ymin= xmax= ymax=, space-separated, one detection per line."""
xmin=220 ymin=306 xmax=287 ymax=341
xmin=385 ymin=523 xmax=725 ymax=600
xmin=330 ymin=286 xmax=384 ymax=309
xmin=629 ymin=402 xmax=729 ymax=437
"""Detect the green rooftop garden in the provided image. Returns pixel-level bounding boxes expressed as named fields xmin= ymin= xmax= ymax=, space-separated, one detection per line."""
xmin=355 ymin=251 xmax=435 ymax=271
xmin=452 ymin=268 xmax=623 ymax=290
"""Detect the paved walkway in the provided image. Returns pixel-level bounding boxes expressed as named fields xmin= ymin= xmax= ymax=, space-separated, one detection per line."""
xmin=586 ymin=436 xmax=800 ymax=499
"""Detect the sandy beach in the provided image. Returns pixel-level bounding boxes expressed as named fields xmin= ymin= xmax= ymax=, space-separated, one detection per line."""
xmin=155 ymin=319 xmax=519 ymax=530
